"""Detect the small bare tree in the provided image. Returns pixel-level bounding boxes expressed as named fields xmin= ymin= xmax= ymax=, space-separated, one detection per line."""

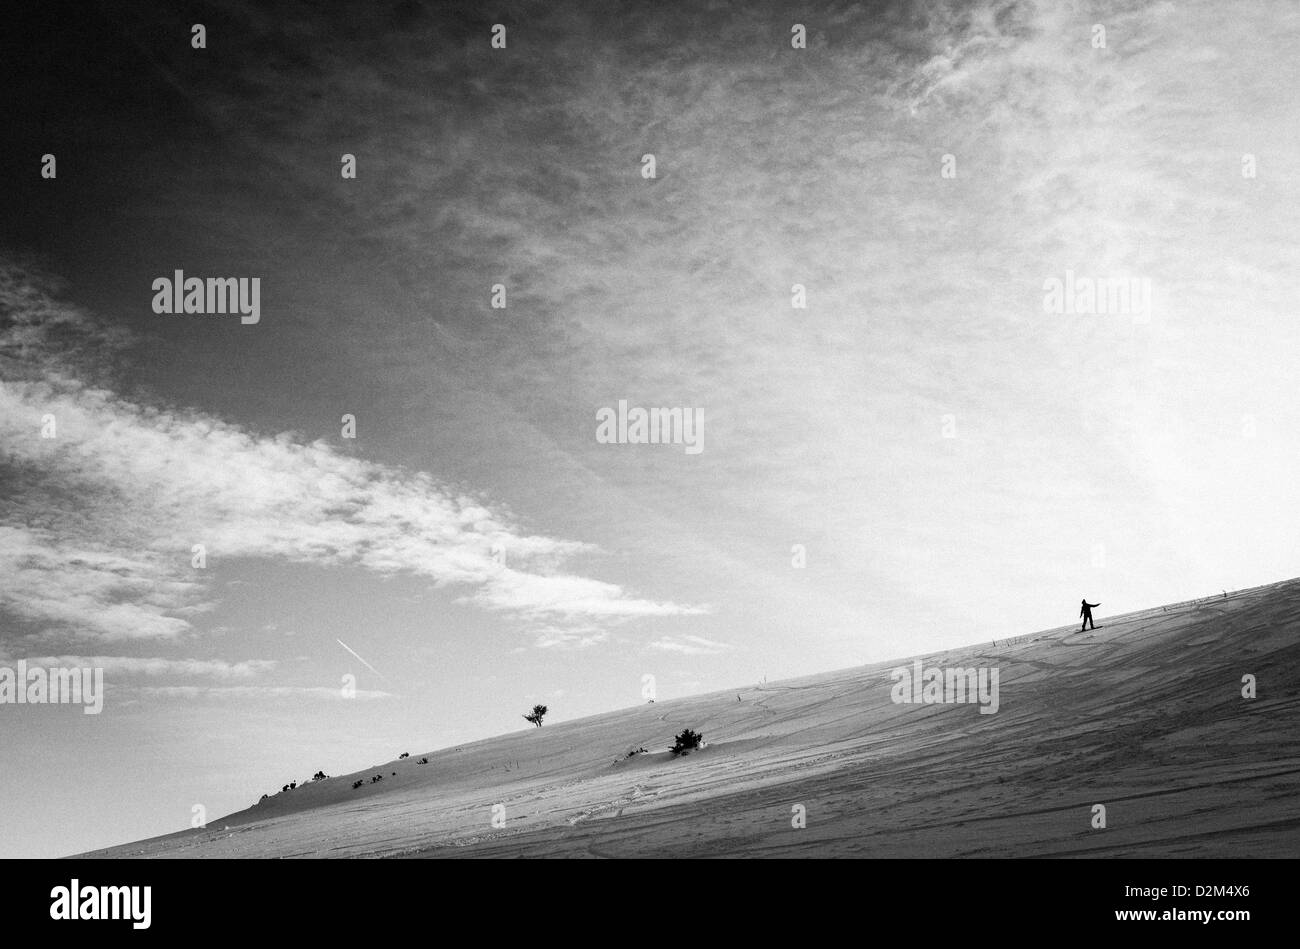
xmin=523 ymin=704 xmax=548 ymax=728
xmin=669 ymin=728 xmax=704 ymax=756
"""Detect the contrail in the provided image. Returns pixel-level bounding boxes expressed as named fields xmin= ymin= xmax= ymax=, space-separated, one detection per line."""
xmin=336 ymin=639 xmax=386 ymax=680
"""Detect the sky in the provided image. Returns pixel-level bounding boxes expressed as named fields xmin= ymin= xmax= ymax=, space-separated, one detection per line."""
xmin=1 ymin=0 xmax=1297 ymax=858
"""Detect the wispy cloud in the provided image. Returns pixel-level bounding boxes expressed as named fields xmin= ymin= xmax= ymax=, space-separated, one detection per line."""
xmin=0 ymin=526 xmax=203 ymax=641
xmin=646 ymin=635 xmax=733 ymax=656
xmin=6 ymin=656 xmax=276 ymax=679
xmin=126 ymin=685 xmax=393 ymax=700
xmin=0 ymin=264 xmax=700 ymax=643
xmin=530 ymin=623 xmax=609 ymax=650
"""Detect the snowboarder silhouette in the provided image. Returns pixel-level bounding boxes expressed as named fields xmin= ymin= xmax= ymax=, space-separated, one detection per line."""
xmin=1080 ymin=599 xmax=1100 ymax=631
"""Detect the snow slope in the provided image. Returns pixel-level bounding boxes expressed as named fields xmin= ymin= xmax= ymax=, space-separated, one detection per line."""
xmin=83 ymin=579 xmax=1300 ymax=858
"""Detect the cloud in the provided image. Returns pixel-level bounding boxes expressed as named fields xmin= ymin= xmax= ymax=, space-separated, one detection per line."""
xmin=8 ymin=656 xmax=276 ymax=679
xmin=472 ymin=570 xmax=706 ymax=619
xmin=125 ymin=685 xmax=393 ymax=700
xmin=0 ymin=264 xmax=700 ymax=642
xmin=646 ymin=635 xmax=733 ymax=656
xmin=529 ymin=623 xmax=609 ymax=650
xmin=0 ymin=526 xmax=202 ymax=641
